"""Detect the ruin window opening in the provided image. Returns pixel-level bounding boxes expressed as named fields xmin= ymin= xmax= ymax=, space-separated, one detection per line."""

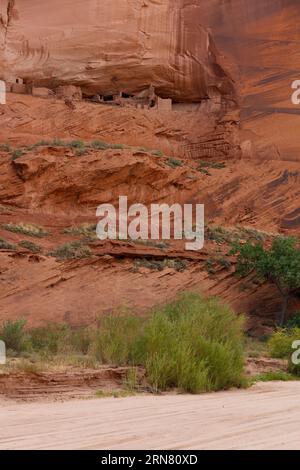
xmin=103 ymin=95 xmax=114 ymax=102
xmin=121 ymin=92 xmax=133 ymax=99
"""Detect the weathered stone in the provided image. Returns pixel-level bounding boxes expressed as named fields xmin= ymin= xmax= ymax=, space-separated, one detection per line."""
xmin=32 ymin=87 xmax=54 ymax=98
xmin=55 ymin=85 xmax=82 ymax=101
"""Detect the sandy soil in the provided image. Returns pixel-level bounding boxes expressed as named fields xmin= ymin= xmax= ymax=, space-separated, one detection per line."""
xmin=0 ymin=382 xmax=300 ymax=450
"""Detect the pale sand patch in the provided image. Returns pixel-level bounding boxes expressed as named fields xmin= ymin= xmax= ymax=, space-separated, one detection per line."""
xmin=0 ymin=382 xmax=300 ymax=450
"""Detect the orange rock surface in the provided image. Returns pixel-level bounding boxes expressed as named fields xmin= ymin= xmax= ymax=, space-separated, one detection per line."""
xmin=0 ymin=1 xmax=300 ymax=333
xmin=0 ymin=0 xmax=234 ymax=102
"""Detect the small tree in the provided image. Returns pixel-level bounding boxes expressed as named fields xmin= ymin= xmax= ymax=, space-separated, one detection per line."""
xmin=231 ymin=237 xmax=300 ymax=326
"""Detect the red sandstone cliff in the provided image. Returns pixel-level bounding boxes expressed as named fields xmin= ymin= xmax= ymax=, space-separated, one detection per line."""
xmin=0 ymin=0 xmax=234 ymax=102
xmin=1 ymin=0 xmax=300 ymax=332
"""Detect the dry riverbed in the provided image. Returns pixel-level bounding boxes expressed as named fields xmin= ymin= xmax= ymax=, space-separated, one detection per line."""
xmin=0 ymin=382 xmax=300 ymax=450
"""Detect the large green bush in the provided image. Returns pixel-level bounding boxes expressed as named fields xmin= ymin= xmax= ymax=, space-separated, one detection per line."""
xmin=132 ymin=293 xmax=245 ymax=392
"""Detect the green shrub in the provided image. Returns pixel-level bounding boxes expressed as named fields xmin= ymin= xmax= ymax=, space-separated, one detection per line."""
xmin=28 ymin=324 xmax=73 ymax=354
xmin=63 ymin=223 xmax=97 ymax=238
xmin=0 ymin=319 xmax=26 ymax=352
xmin=268 ymin=328 xmax=300 ymax=359
xmin=49 ymin=241 xmax=91 ymax=260
xmin=134 ymin=258 xmax=188 ymax=272
xmin=198 ymin=161 xmax=226 ymax=170
xmin=2 ymin=222 xmax=49 ymax=238
xmin=68 ymin=140 xmax=85 ymax=149
xmin=199 ymin=168 xmax=211 ymax=176
xmin=132 ymin=293 xmax=245 ymax=393
xmin=0 ymin=238 xmax=16 ymax=250
xmin=231 ymin=236 xmax=300 ymax=326
xmin=207 ymin=226 xmax=232 ymax=244
xmin=90 ymin=140 xmax=109 ymax=150
xmin=252 ymin=371 xmax=299 ymax=382
xmin=166 ymin=158 xmax=183 ymax=169
xmin=11 ymin=149 xmax=24 ymax=160
xmin=152 ymin=150 xmax=164 ymax=157
xmin=52 ymin=138 xmax=65 ymax=147
xmin=90 ymin=315 xmax=144 ymax=365
xmin=19 ymin=240 xmax=41 ymax=253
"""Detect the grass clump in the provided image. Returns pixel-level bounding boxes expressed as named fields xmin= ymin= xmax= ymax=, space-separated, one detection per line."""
xmin=1 ymin=320 xmax=93 ymax=358
xmin=51 ymin=138 xmax=65 ymax=147
xmin=166 ymin=158 xmax=183 ymax=169
xmin=63 ymin=223 xmax=97 ymax=238
xmin=0 ymin=238 xmax=16 ymax=250
xmin=90 ymin=315 xmax=143 ymax=365
xmin=198 ymin=161 xmax=226 ymax=170
xmin=152 ymin=150 xmax=164 ymax=157
xmin=134 ymin=258 xmax=188 ymax=272
xmin=252 ymin=371 xmax=300 ymax=383
xmin=205 ymin=257 xmax=231 ymax=275
xmin=11 ymin=149 xmax=24 ymax=160
xmin=199 ymin=168 xmax=211 ymax=176
xmin=90 ymin=140 xmax=109 ymax=150
xmin=68 ymin=140 xmax=85 ymax=149
xmin=49 ymin=241 xmax=91 ymax=261
xmin=2 ymin=222 xmax=49 ymax=238
xmin=206 ymin=226 xmax=233 ymax=245
xmin=0 ymin=319 xmax=26 ymax=352
xmin=19 ymin=240 xmax=41 ymax=253
xmin=28 ymin=324 xmax=88 ymax=355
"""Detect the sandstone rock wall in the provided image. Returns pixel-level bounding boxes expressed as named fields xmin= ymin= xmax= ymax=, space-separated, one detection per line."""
xmin=1 ymin=0 xmax=300 ymax=159
xmin=0 ymin=0 xmax=234 ymax=102
xmin=197 ymin=0 xmax=300 ymax=160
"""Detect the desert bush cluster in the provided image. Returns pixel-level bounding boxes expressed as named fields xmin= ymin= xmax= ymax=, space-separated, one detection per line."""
xmin=0 ymin=293 xmax=246 ymax=393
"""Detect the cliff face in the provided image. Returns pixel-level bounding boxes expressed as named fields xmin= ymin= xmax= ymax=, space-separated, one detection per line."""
xmin=197 ymin=0 xmax=300 ymax=160
xmin=0 ymin=0 xmax=233 ymax=102
xmin=1 ymin=0 xmax=299 ymax=157
xmin=1 ymin=1 xmax=300 ymax=330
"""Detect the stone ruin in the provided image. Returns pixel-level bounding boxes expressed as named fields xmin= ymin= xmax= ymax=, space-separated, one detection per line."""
xmin=89 ymin=85 xmax=173 ymax=111
xmin=2 ymin=78 xmax=173 ymax=112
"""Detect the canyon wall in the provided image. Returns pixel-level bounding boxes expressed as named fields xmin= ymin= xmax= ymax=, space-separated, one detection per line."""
xmin=197 ymin=0 xmax=300 ymax=160
xmin=1 ymin=0 xmax=300 ymax=159
xmin=0 ymin=0 xmax=234 ymax=102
